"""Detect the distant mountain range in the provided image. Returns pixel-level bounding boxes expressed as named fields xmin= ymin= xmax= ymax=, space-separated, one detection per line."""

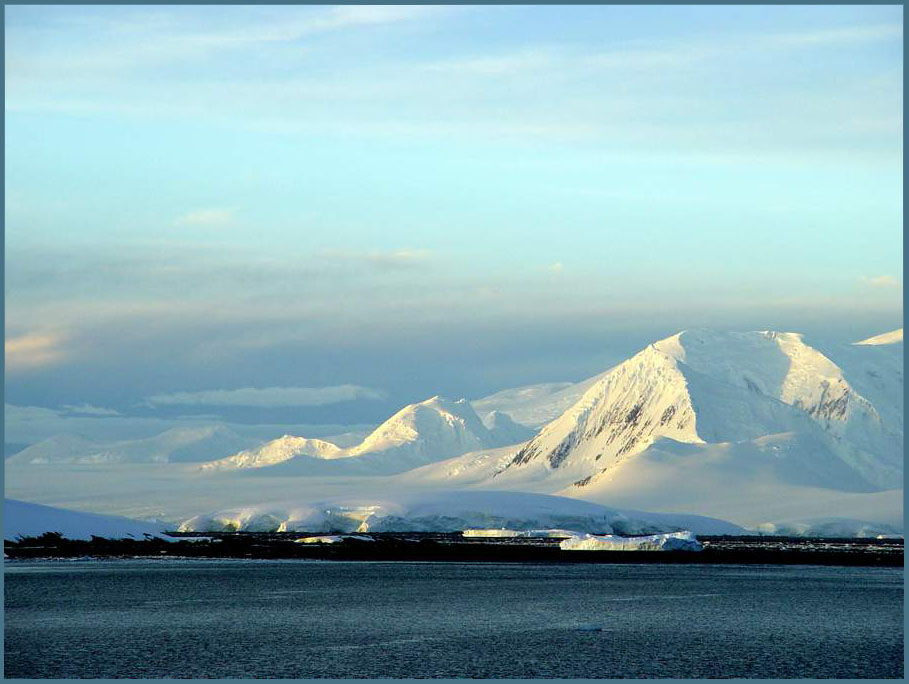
xmin=7 ymin=328 xmax=902 ymax=535
xmin=490 ymin=329 xmax=902 ymax=490
xmin=200 ymin=396 xmax=534 ymax=475
xmin=7 ymin=425 xmax=257 ymax=465
xmin=408 ymin=329 xmax=903 ymax=525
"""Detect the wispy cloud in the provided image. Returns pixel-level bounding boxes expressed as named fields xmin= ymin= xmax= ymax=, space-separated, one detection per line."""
xmin=420 ymin=22 xmax=902 ymax=78
xmin=174 ymin=208 xmax=237 ymax=229
xmin=422 ymin=49 xmax=557 ymax=76
xmin=5 ymin=332 xmax=67 ymax=371
xmin=186 ymin=5 xmax=448 ymax=47
xmin=7 ymin=5 xmax=450 ymax=74
xmin=144 ymin=385 xmax=387 ymax=408
xmin=861 ymin=274 xmax=901 ymax=288
xmin=767 ymin=23 xmax=902 ymax=48
xmin=60 ymin=403 xmax=123 ymax=416
xmin=6 ymin=7 xmax=900 ymax=161
xmin=322 ymin=248 xmax=432 ymax=271
xmin=366 ymin=249 xmax=432 ymax=270
xmin=3 ymin=402 xmax=374 ymax=445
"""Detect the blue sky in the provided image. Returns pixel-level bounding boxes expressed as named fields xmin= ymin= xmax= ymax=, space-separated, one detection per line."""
xmin=4 ymin=5 xmax=903 ymax=438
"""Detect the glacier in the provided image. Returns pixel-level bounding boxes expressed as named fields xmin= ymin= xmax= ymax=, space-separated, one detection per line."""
xmin=177 ymin=490 xmax=745 ymax=535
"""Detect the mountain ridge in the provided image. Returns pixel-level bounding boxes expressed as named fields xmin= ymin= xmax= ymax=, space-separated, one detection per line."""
xmin=418 ymin=329 xmax=903 ymax=496
xmin=200 ymin=395 xmax=518 ymax=475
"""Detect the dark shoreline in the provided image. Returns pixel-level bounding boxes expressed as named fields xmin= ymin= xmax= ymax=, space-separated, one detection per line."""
xmin=5 ymin=533 xmax=903 ymax=567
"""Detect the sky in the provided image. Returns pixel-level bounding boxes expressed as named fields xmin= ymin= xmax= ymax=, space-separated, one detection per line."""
xmin=4 ymin=5 xmax=904 ymax=444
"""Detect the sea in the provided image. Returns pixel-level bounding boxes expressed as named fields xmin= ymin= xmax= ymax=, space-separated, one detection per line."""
xmin=4 ymin=560 xmax=903 ymax=679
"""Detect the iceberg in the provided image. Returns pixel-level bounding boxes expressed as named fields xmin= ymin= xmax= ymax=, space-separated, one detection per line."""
xmin=560 ymin=530 xmax=703 ymax=552
xmin=462 ymin=528 xmax=582 ymax=539
xmin=294 ymin=534 xmax=373 ymax=544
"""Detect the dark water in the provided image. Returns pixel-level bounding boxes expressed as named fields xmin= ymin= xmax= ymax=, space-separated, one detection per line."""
xmin=4 ymin=560 xmax=903 ymax=679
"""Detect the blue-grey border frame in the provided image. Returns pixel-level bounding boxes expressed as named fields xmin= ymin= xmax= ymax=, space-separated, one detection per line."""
xmin=0 ymin=2 xmax=903 ymax=683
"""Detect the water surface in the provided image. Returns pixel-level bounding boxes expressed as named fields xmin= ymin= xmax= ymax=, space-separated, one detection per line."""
xmin=5 ymin=560 xmax=903 ymax=678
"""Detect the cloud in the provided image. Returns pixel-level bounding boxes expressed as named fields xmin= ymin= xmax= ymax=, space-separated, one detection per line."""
xmin=144 ymin=385 xmax=388 ymax=408
xmin=861 ymin=275 xmax=901 ymax=288
xmin=174 ymin=208 xmax=236 ymax=229
xmin=366 ymin=249 xmax=432 ymax=270
xmin=322 ymin=248 xmax=432 ymax=271
xmin=305 ymin=5 xmax=445 ymax=34
xmin=6 ymin=8 xmax=900 ymax=162
xmin=61 ymin=403 xmax=123 ymax=416
xmin=767 ymin=24 xmax=902 ymax=48
xmin=548 ymin=262 xmax=565 ymax=274
xmin=420 ymin=23 xmax=902 ymax=79
xmin=5 ymin=332 xmax=67 ymax=371
xmin=189 ymin=5 xmax=447 ymax=46
xmin=423 ymin=49 xmax=557 ymax=77
xmin=6 ymin=6 xmax=450 ymax=75
xmin=3 ymin=403 xmax=374 ymax=445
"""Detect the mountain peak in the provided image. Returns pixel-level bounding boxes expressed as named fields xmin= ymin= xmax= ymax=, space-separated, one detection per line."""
xmin=200 ymin=394 xmax=502 ymax=475
xmin=419 ymin=395 xmax=468 ymax=410
xmin=490 ymin=329 xmax=901 ymax=492
xmin=350 ymin=394 xmax=492 ymax=458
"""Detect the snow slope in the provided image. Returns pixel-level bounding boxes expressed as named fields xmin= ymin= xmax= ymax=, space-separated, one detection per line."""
xmin=556 ymin=434 xmax=903 ymax=526
xmin=855 ymin=328 xmax=903 ymax=346
xmin=200 ymin=396 xmax=516 ymax=475
xmin=814 ymin=333 xmax=903 ymax=435
xmin=484 ymin=330 xmax=902 ymax=492
xmin=482 ymin=410 xmax=536 ymax=446
xmin=8 ymin=425 xmax=257 ymax=465
xmin=200 ymin=436 xmax=343 ymax=472
xmin=471 ymin=374 xmax=608 ymax=428
xmin=4 ymin=499 xmax=172 ymax=540
xmin=177 ymin=490 xmax=744 ymax=535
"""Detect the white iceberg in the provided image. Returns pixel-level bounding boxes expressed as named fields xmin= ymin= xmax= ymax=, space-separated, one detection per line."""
xmin=560 ymin=530 xmax=703 ymax=551
xmin=294 ymin=534 xmax=374 ymax=544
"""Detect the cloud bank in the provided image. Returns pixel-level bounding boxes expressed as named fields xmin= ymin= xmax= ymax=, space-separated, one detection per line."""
xmin=861 ymin=274 xmax=901 ymax=288
xmin=144 ymin=385 xmax=388 ymax=408
xmin=5 ymin=333 xmax=67 ymax=371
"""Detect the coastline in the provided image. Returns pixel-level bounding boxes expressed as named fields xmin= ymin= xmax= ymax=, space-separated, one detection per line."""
xmin=5 ymin=534 xmax=903 ymax=567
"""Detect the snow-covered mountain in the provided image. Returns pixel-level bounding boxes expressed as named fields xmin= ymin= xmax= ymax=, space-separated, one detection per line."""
xmin=200 ymin=396 xmax=513 ymax=475
xmin=200 ymin=436 xmax=344 ymax=472
xmin=4 ymin=499 xmax=173 ymax=540
xmin=7 ymin=328 xmax=900 ymax=536
xmin=7 ymin=425 xmax=257 ymax=465
xmin=414 ymin=330 xmax=903 ymax=497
